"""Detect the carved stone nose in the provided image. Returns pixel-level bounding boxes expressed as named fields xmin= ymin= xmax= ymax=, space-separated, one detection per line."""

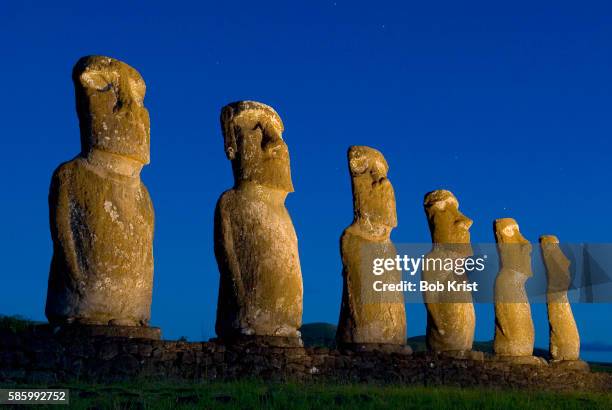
xmin=457 ymin=216 xmax=473 ymax=230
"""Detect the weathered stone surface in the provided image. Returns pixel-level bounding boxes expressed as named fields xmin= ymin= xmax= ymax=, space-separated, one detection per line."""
xmin=540 ymin=235 xmax=585 ymax=367
xmin=494 ymin=355 xmax=547 ymax=366
xmin=422 ymin=190 xmax=475 ymax=353
xmin=45 ymin=56 xmax=155 ymax=328
xmin=210 ymin=335 xmax=303 ymax=348
xmin=336 ymin=146 xmax=407 ymax=348
xmin=549 ymin=359 xmax=590 ymax=372
xmin=493 ymin=218 xmax=540 ymax=364
xmin=52 ymin=324 xmax=161 ymax=340
xmin=438 ymin=350 xmax=485 ymax=361
xmin=215 ymin=101 xmax=303 ymax=341
xmin=0 ymin=327 xmax=610 ymax=392
xmin=338 ymin=343 xmax=412 ymax=354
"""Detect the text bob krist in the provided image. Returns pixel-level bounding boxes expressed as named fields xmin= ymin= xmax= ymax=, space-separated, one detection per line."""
xmin=371 ymin=254 xmax=486 ymax=293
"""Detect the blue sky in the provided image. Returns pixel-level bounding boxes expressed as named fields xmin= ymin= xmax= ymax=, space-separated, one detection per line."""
xmin=1 ymin=1 xmax=611 ymax=360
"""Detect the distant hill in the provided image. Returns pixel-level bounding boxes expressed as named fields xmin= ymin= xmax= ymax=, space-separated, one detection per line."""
xmin=299 ymin=322 xmax=337 ymax=348
xmin=0 ymin=314 xmax=38 ymax=333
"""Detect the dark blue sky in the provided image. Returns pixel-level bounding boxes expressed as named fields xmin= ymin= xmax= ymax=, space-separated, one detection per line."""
xmin=1 ymin=1 xmax=611 ymax=360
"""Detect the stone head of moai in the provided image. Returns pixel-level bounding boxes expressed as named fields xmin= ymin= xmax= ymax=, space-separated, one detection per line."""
xmin=540 ymin=235 xmax=572 ymax=295
xmin=74 ymin=55 xmax=150 ymax=168
xmin=221 ymin=101 xmax=293 ymax=193
xmin=423 ymin=190 xmax=473 ymax=256
xmin=348 ymin=146 xmax=397 ymax=239
xmin=494 ymin=218 xmax=532 ymax=276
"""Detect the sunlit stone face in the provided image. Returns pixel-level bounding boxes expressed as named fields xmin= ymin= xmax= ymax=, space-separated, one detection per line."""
xmin=424 ymin=190 xmax=473 ymax=256
xmin=221 ymin=101 xmax=293 ymax=192
xmin=494 ymin=218 xmax=532 ymax=275
xmin=349 ymin=146 xmax=397 ymax=234
xmin=74 ymin=56 xmax=151 ymax=164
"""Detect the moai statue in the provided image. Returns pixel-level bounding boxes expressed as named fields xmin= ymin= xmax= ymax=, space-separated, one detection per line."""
xmin=336 ymin=146 xmax=409 ymax=353
xmin=422 ymin=190 xmax=481 ymax=360
xmin=540 ymin=235 xmax=589 ymax=371
xmin=215 ymin=101 xmax=303 ymax=346
xmin=45 ymin=56 xmax=158 ymax=338
xmin=493 ymin=218 xmax=544 ymax=365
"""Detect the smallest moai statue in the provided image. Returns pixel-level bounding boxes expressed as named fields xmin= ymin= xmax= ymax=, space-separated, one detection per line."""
xmin=540 ymin=235 xmax=589 ymax=371
xmin=493 ymin=218 xmax=545 ymax=365
xmin=336 ymin=146 xmax=410 ymax=354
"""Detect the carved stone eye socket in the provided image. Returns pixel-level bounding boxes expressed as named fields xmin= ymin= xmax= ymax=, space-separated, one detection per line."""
xmin=80 ymin=70 xmax=119 ymax=93
xmin=502 ymin=225 xmax=518 ymax=237
xmin=369 ymin=158 xmax=389 ymax=179
xmin=349 ymin=154 xmax=368 ymax=175
xmin=250 ymin=123 xmax=267 ymax=148
xmin=432 ymin=201 xmax=447 ymax=212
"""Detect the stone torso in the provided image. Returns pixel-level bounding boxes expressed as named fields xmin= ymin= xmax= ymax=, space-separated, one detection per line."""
xmin=422 ymin=248 xmax=475 ymax=352
xmin=214 ymin=188 xmax=303 ymax=338
xmin=493 ymin=268 xmax=534 ymax=356
xmin=543 ymin=247 xmax=580 ymax=361
xmin=46 ymin=158 xmax=154 ymax=326
xmin=548 ymin=302 xmax=580 ymax=360
xmin=546 ymin=274 xmax=580 ymax=360
xmin=336 ymin=227 xmax=406 ymax=345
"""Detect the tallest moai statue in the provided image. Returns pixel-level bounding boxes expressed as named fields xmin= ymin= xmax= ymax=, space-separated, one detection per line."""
xmin=45 ymin=56 xmax=157 ymax=336
xmin=214 ymin=101 xmax=303 ymax=346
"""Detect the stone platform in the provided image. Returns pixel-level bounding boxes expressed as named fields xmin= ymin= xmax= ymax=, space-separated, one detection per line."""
xmin=0 ymin=326 xmax=610 ymax=392
xmin=51 ymin=324 xmax=161 ymax=340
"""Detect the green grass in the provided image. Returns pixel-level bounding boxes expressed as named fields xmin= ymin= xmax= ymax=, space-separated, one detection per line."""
xmin=2 ymin=380 xmax=610 ymax=409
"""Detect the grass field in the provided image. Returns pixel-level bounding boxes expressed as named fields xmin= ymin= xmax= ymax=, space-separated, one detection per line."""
xmin=1 ymin=380 xmax=610 ymax=409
